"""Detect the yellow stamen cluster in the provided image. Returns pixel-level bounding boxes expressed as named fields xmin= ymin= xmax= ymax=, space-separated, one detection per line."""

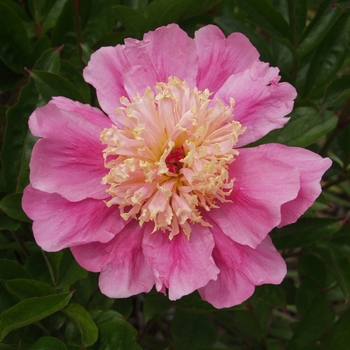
xmin=100 ymin=77 xmax=245 ymax=239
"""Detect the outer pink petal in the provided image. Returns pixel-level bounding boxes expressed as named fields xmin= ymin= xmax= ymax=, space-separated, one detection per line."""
xmin=83 ymin=45 xmax=128 ymax=121
xmin=215 ymin=61 xmax=297 ymax=146
xmin=194 ymin=25 xmax=259 ymax=92
xmin=29 ymin=97 xmax=110 ymax=201
xmin=121 ymin=24 xmax=198 ymax=97
xmin=252 ymin=144 xmax=332 ymax=227
xmin=142 ymin=224 xmax=219 ymax=300
xmin=22 ymin=185 xmax=124 ymax=252
xmin=71 ymin=221 xmax=154 ymax=298
xmin=199 ymin=227 xmax=286 ymax=308
xmin=206 ymin=147 xmax=300 ymax=248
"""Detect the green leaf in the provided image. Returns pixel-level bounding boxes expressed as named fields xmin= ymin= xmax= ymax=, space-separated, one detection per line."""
xmin=113 ymin=5 xmax=149 ymax=34
xmin=1 ymin=78 xmax=40 ymax=193
xmin=302 ymin=12 xmax=349 ymax=97
xmin=253 ymin=107 xmax=337 ymax=147
xmin=34 ymin=47 xmax=61 ymax=73
xmin=146 ymin=0 xmax=200 ymax=29
xmin=271 ymin=218 xmax=341 ymax=249
xmin=289 ymin=292 xmax=330 ymax=348
xmin=171 ymin=312 xmax=216 ymax=350
xmin=29 ymin=70 xmax=87 ymax=103
xmin=298 ymin=254 xmax=327 ymax=286
xmin=81 ymin=0 xmax=118 ymax=47
xmin=0 ymin=2 xmax=31 ymax=73
xmin=42 ymin=0 xmax=69 ymax=35
xmin=0 ymin=292 xmax=73 ymax=341
xmin=254 ymin=285 xmax=286 ymax=308
xmin=143 ymin=291 xmax=172 ymax=322
xmin=235 ymin=0 xmax=293 ymax=44
xmin=0 ymin=280 xmax=20 ymax=314
xmin=5 ymin=279 xmax=55 ymax=299
xmin=0 ymin=193 xmax=30 ymax=222
xmin=316 ymin=241 xmax=350 ymax=300
xmin=93 ymin=310 xmax=142 ymax=350
xmin=30 ymin=336 xmax=67 ymax=350
xmin=332 ymin=0 xmax=350 ymax=8
xmin=62 ymin=303 xmax=98 ymax=347
xmin=298 ymin=0 xmax=342 ymax=57
xmin=0 ymin=217 xmax=20 ymax=231
xmin=56 ymin=250 xmax=88 ymax=289
xmin=322 ymin=310 xmax=350 ymax=349
xmin=287 ymin=0 xmax=307 ymax=43
xmin=322 ymin=74 xmax=350 ymax=110
xmin=42 ymin=251 xmax=63 ymax=286
xmin=0 ymin=259 xmax=31 ymax=280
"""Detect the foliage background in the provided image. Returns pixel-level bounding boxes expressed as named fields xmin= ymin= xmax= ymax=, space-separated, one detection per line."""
xmin=0 ymin=0 xmax=350 ymax=349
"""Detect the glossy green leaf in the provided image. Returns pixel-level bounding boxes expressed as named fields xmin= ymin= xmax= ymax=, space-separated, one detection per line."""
xmin=271 ymin=218 xmax=341 ymax=249
xmin=81 ymin=0 xmax=118 ymax=47
xmin=56 ymin=250 xmax=88 ymax=289
xmin=333 ymin=0 xmax=350 ymax=8
xmin=1 ymin=78 xmax=40 ymax=193
xmin=92 ymin=310 xmax=142 ymax=350
xmin=287 ymin=0 xmax=307 ymax=43
xmin=146 ymin=0 xmax=200 ymax=29
xmin=298 ymin=0 xmax=342 ymax=57
xmin=0 ymin=193 xmax=30 ymax=222
xmin=253 ymin=107 xmax=337 ymax=147
xmin=0 ymin=259 xmax=31 ymax=280
xmin=289 ymin=292 xmax=330 ymax=348
xmin=0 ymin=292 xmax=73 ymax=341
xmin=34 ymin=47 xmax=61 ymax=73
xmin=0 ymin=2 xmax=31 ymax=73
xmin=62 ymin=303 xmax=98 ymax=347
xmin=171 ymin=312 xmax=216 ymax=350
xmin=59 ymin=60 xmax=91 ymax=103
xmin=41 ymin=0 xmax=69 ymax=35
xmin=42 ymin=251 xmax=63 ymax=286
xmin=235 ymin=0 xmax=293 ymax=44
xmin=316 ymin=241 xmax=350 ymax=299
xmin=302 ymin=12 xmax=349 ymax=97
xmin=0 ymin=280 xmax=20 ymax=314
xmin=113 ymin=5 xmax=149 ymax=34
xmin=295 ymin=279 xmax=319 ymax=316
xmin=322 ymin=74 xmax=350 ymax=110
xmin=30 ymin=336 xmax=67 ymax=350
xmin=5 ymin=279 xmax=55 ymax=299
xmin=30 ymin=70 xmax=87 ymax=103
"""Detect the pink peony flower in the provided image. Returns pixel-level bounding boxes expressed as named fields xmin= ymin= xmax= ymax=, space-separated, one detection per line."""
xmin=22 ymin=24 xmax=331 ymax=308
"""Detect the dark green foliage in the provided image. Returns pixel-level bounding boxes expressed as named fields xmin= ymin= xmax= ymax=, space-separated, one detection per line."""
xmin=0 ymin=0 xmax=349 ymax=348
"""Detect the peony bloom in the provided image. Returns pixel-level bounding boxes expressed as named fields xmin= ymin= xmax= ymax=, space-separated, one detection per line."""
xmin=22 ymin=24 xmax=331 ymax=308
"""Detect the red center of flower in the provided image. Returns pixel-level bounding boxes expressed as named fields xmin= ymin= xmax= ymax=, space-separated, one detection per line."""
xmin=165 ymin=145 xmax=185 ymax=174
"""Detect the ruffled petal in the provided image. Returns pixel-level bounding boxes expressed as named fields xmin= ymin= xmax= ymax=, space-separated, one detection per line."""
xmin=71 ymin=221 xmax=155 ymax=298
xmin=22 ymin=185 xmax=124 ymax=252
xmin=206 ymin=147 xmax=300 ymax=248
xmin=252 ymin=144 xmax=332 ymax=227
xmin=199 ymin=227 xmax=286 ymax=309
xmin=194 ymin=25 xmax=259 ymax=92
xmin=215 ymin=61 xmax=297 ymax=146
xmin=121 ymin=24 xmax=198 ymax=98
xmin=83 ymin=45 xmax=128 ymax=122
xmin=142 ymin=224 xmax=219 ymax=300
xmin=28 ymin=97 xmax=110 ymax=201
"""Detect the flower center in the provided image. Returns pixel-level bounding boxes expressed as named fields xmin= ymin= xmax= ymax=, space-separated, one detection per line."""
xmin=100 ymin=77 xmax=245 ymax=239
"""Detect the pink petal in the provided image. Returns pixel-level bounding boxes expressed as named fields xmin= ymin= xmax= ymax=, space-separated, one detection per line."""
xmin=121 ymin=24 xmax=198 ymax=97
xmin=22 ymin=185 xmax=124 ymax=252
xmin=83 ymin=45 xmax=128 ymax=122
xmin=71 ymin=221 xmax=154 ymax=298
xmin=199 ymin=226 xmax=286 ymax=309
xmin=215 ymin=61 xmax=297 ymax=146
xmin=252 ymin=144 xmax=332 ymax=227
xmin=142 ymin=224 xmax=219 ymax=300
xmin=194 ymin=25 xmax=259 ymax=92
xmin=28 ymin=97 xmax=110 ymax=201
xmin=206 ymin=147 xmax=300 ymax=248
